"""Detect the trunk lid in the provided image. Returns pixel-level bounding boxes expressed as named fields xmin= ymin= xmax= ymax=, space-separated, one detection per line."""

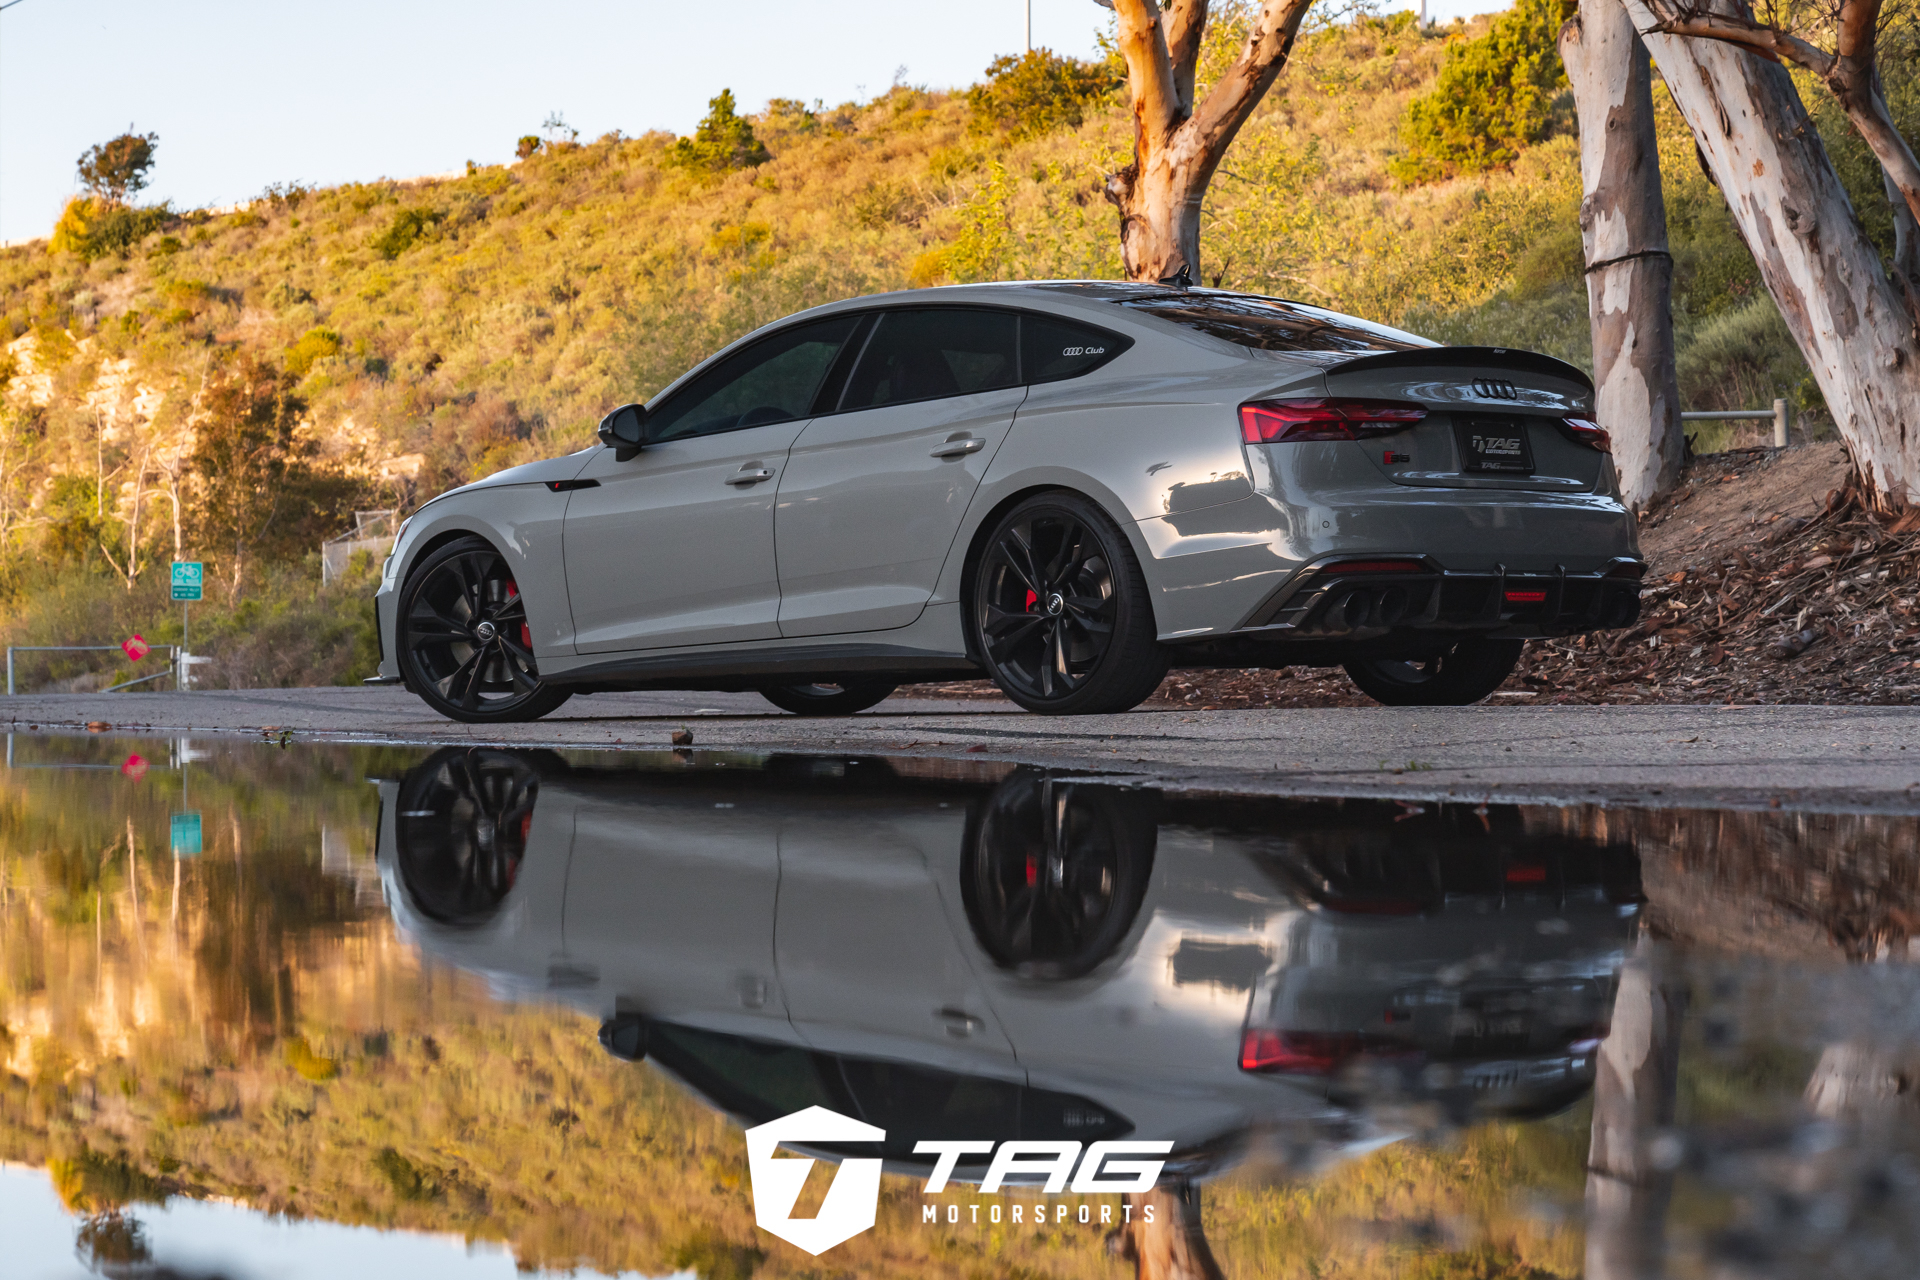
xmin=1323 ymin=348 xmax=1602 ymax=492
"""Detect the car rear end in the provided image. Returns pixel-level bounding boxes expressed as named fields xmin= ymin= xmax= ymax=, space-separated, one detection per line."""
xmin=1098 ymin=288 xmax=1644 ymax=650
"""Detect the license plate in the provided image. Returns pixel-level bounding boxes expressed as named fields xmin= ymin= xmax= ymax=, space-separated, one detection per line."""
xmin=1454 ymin=418 xmax=1534 ymax=474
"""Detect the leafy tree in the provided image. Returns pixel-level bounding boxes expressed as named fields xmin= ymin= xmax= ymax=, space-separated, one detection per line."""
xmin=189 ymin=357 xmax=310 ymax=590
xmin=76 ymin=129 xmax=159 ymax=204
xmin=665 ymin=90 xmax=770 ymax=173
xmin=966 ymin=48 xmax=1120 ymax=141
xmin=1391 ymin=0 xmax=1576 ymax=184
xmin=48 ymin=198 xmax=168 ymax=260
xmin=515 ymin=135 xmax=542 ymax=161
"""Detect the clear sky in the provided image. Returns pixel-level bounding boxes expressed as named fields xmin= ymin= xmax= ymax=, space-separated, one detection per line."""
xmin=0 ymin=0 xmax=1505 ymax=245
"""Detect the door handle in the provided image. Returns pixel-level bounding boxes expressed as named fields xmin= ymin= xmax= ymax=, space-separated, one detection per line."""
xmin=930 ymin=436 xmax=986 ymax=459
xmin=935 ymin=1007 xmax=984 ymax=1038
xmin=726 ymin=466 xmax=775 ymax=485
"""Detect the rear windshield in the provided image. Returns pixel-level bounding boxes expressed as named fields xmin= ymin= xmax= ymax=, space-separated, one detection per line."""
xmin=1113 ymin=290 xmax=1434 ymax=355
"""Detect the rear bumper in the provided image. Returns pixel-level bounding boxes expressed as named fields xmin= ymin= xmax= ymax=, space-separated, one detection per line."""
xmin=1237 ymin=554 xmax=1645 ymax=642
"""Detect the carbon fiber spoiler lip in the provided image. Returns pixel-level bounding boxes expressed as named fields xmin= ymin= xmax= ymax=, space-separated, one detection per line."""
xmin=1328 ymin=346 xmax=1595 ymax=392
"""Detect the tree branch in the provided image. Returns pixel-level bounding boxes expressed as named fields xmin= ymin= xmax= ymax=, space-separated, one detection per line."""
xmin=1187 ymin=0 xmax=1317 ymax=164
xmin=1637 ymin=3 xmax=1834 ymax=75
xmin=1112 ymin=0 xmax=1185 ymax=145
xmin=1165 ymin=0 xmax=1210 ymax=115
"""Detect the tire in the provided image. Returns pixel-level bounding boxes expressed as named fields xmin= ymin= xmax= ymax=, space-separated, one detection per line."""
xmin=398 ymin=535 xmax=574 ymax=723
xmin=393 ymin=747 xmax=540 ymax=927
xmin=960 ymin=768 xmax=1157 ymax=980
xmin=759 ymin=680 xmax=897 ymax=716
xmin=1342 ymin=637 xmax=1525 ymax=707
xmin=966 ymin=493 xmax=1169 ymax=715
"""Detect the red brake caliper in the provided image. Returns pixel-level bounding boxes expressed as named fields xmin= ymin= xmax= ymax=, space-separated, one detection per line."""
xmin=1025 ymin=589 xmax=1038 ymax=613
xmin=505 ymin=581 xmax=531 ymax=649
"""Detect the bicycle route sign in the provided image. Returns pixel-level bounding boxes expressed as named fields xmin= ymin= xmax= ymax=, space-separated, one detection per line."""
xmin=171 ymin=562 xmax=203 ymax=601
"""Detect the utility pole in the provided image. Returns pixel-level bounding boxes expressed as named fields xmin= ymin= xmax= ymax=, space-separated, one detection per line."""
xmin=1026 ymin=0 xmax=1032 ymax=53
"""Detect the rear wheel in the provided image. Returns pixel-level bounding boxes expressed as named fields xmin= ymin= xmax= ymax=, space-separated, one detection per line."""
xmin=399 ymin=536 xmax=573 ymax=724
xmin=759 ymin=680 xmax=896 ymax=716
xmin=1342 ymin=637 xmax=1524 ymax=707
xmin=967 ymin=493 xmax=1168 ymax=715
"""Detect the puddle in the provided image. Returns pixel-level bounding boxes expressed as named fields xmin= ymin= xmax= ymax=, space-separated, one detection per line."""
xmin=0 ymin=734 xmax=1916 ymax=1277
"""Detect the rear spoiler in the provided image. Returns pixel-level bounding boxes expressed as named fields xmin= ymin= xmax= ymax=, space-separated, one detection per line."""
xmin=1329 ymin=346 xmax=1594 ymax=392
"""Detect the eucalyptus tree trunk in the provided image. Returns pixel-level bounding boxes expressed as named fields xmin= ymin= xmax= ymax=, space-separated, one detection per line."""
xmin=1585 ymin=940 xmax=1686 ymax=1280
xmin=1560 ymin=0 xmax=1682 ymax=510
xmin=1621 ymin=1 xmax=1920 ymax=507
xmin=1106 ymin=0 xmax=1318 ymax=284
xmin=1106 ymin=1182 xmax=1227 ymax=1280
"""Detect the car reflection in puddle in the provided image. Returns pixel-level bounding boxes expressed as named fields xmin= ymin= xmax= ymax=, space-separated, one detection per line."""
xmin=381 ymin=749 xmax=1642 ymax=1257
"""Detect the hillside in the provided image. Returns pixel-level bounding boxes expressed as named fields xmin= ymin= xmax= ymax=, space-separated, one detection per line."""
xmin=0 ymin=8 xmax=1900 ymax=691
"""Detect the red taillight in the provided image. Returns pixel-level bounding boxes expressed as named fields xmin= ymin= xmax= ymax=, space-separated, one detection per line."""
xmin=1504 ymin=590 xmax=1547 ymax=603
xmin=1241 ymin=398 xmax=1427 ymax=444
xmin=1561 ymin=416 xmax=1612 ymax=453
xmin=1505 ymin=863 xmax=1548 ymax=883
xmin=1240 ymin=1030 xmax=1364 ymax=1075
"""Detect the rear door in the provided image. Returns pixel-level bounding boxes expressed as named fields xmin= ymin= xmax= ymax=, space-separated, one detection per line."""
xmin=562 ymin=315 xmax=861 ymax=653
xmin=774 ymin=308 xmax=1026 ymax=637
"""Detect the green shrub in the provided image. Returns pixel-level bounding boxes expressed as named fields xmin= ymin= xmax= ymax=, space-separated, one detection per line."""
xmin=1390 ymin=0 xmax=1574 ymax=183
xmin=285 ymin=325 xmax=344 ymax=377
xmin=48 ymin=198 xmax=170 ymax=260
xmin=965 ymin=48 xmax=1119 ymax=141
xmin=369 ymin=206 xmax=444 ymax=259
xmin=664 ymin=90 xmax=770 ymax=173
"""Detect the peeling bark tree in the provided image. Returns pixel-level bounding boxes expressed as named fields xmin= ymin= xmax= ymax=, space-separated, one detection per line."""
xmin=1561 ymin=0 xmax=1684 ymax=510
xmin=1617 ymin=0 xmax=1920 ymax=507
xmin=1106 ymin=1182 xmax=1227 ymax=1280
xmin=1584 ymin=939 xmax=1686 ymax=1280
xmin=1102 ymin=0 xmax=1319 ymax=283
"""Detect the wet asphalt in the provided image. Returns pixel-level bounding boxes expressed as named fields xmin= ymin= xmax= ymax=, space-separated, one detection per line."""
xmin=4 ymin=686 xmax=1919 ymax=814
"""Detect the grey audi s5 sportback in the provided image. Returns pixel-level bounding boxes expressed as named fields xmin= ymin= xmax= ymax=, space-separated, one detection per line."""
xmin=368 ymin=282 xmax=1644 ymax=722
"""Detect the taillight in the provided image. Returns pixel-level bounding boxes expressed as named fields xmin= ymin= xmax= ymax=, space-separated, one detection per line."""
xmin=1240 ymin=1030 xmax=1364 ymax=1075
xmin=1560 ymin=416 xmax=1612 ymax=453
xmin=1241 ymin=398 xmax=1427 ymax=444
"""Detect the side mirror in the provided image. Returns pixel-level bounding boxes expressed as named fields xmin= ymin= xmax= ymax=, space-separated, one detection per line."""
xmin=596 ymin=403 xmax=646 ymax=460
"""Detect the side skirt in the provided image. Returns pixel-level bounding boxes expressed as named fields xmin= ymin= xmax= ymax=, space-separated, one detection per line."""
xmin=545 ymin=642 xmax=982 ymax=693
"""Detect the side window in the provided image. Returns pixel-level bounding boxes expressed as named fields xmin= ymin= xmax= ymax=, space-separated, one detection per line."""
xmin=646 ymin=315 xmax=861 ymax=444
xmin=840 ymin=309 xmax=1019 ymax=410
xmin=1021 ymin=313 xmax=1133 ymax=384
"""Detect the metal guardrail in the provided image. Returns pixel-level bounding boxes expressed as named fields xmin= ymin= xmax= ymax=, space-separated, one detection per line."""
xmin=1681 ymin=398 xmax=1790 ymax=449
xmin=6 ymin=645 xmax=184 ymax=696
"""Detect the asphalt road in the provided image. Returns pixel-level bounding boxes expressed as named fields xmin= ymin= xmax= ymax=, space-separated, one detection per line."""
xmin=4 ymin=685 xmax=1918 ymax=814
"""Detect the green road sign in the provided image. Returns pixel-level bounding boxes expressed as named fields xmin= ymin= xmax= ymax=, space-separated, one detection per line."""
xmin=171 ymin=561 xmax=203 ymax=601
xmin=170 ymin=812 xmax=203 ymax=856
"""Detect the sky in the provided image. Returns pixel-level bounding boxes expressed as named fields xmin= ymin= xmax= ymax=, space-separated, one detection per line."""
xmin=0 ymin=0 xmax=1507 ymax=245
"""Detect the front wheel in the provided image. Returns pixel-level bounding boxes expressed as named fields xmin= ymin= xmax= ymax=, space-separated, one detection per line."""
xmin=398 ymin=536 xmax=574 ymax=724
xmin=967 ymin=493 xmax=1168 ymax=715
xmin=759 ymin=680 xmax=896 ymax=716
xmin=1342 ymin=637 xmax=1525 ymax=707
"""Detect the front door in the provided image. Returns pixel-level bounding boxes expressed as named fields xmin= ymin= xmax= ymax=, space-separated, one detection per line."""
xmin=562 ymin=314 xmax=862 ymax=653
xmin=775 ymin=308 xmax=1026 ymax=637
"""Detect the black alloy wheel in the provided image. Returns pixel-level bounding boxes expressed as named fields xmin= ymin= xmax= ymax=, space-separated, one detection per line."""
xmin=960 ymin=769 xmax=1157 ymax=980
xmin=393 ymin=748 xmax=541 ymax=927
xmin=760 ymin=680 xmax=897 ymax=716
xmin=399 ymin=536 xmax=573 ymax=723
xmin=1342 ymin=637 xmax=1525 ymax=707
xmin=968 ymin=494 xmax=1169 ymax=715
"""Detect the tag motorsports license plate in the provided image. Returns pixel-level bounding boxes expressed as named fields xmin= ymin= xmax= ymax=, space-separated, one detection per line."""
xmin=1454 ymin=418 xmax=1534 ymax=475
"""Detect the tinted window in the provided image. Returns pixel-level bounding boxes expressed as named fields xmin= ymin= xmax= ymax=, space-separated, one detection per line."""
xmin=647 ymin=315 xmax=861 ymax=444
xmin=841 ymin=309 xmax=1018 ymax=409
xmin=1117 ymin=291 xmax=1433 ymax=355
xmin=1021 ymin=314 xmax=1132 ymax=383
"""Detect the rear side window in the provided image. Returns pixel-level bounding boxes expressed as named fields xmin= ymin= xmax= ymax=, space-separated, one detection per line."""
xmin=1118 ymin=292 xmax=1433 ymax=355
xmin=1022 ymin=313 xmax=1133 ymax=383
xmin=841 ymin=309 xmax=1019 ymax=408
xmin=647 ymin=314 xmax=862 ymax=443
